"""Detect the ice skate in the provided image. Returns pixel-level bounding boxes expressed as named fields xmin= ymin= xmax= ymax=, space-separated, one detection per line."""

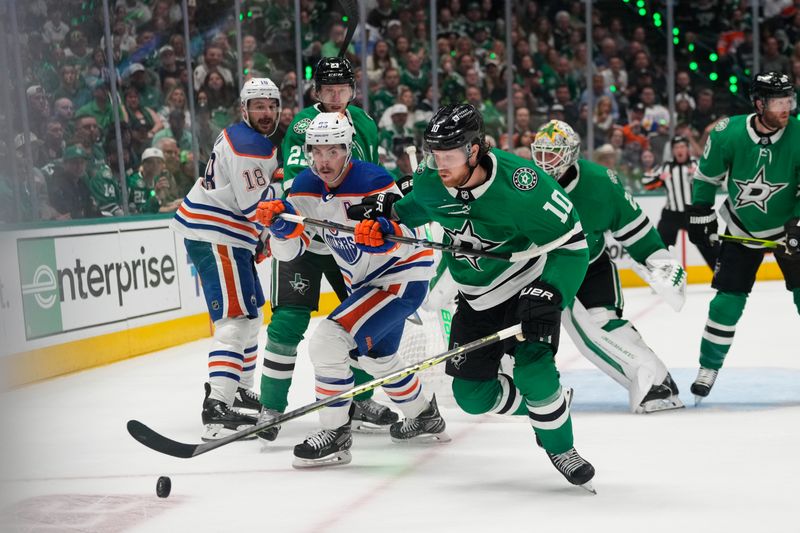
xmin=292 ymin=424 xmax=353 ymax=468
xmin=201 ymin=383 xmax=258 ymax=441
xmin=390 ymin=395 xmax=450 ymax=444
xmin=351 ymin=398 xmax=399 ymax=433
xmin=256 ymin=406 xmax=282 ymax=445
xmin=233 ymin=386 xmax=261 ymax=413
xmin=691 ymin=367 xmax=718 ymax=405
xmin=547 ymin=447 xmax=596 ymax=494
xmin=636 ymin=374 xmax=684 ymax=414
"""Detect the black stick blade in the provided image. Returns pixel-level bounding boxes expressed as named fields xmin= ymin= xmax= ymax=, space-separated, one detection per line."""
xmin=127 ymin=420 xmax=199 ymax=459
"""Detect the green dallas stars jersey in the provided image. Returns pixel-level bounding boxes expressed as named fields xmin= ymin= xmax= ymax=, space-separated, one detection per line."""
xmin=693 ymin=114 xmax=800 ymax=245
xmin=394 ymin=148 xmax=589 ymax=311
xmin=559 ymin=159 xmax=665 ymax=264
xmin=281 ymin=103 xmax=379 ymax=188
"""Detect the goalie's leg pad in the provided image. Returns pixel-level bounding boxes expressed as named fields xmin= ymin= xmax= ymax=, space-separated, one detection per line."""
xmin=699 ymin=291 xmax=747 ymax=370
xmin=513 ymin=342 xmax=574 ymax=454
xmin=208 ymin=316 xmax=253 ymax=405
xmin=309 ymin=318 xmax=357 ymax=429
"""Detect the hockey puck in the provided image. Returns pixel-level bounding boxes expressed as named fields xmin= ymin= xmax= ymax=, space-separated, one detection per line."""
xmin=156 ymin=476 xmax=171 ymax=498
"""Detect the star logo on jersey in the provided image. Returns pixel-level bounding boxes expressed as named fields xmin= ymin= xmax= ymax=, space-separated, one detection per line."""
xmin=733 ymin=166 xmax=788 ymax=213
xmin=535 ymin=121 xmax=567 ymax=142
xmin=293 ymin=118 xmax=312 ymax=135
xmin=512 ymin=168 xmax=538 ymax=191
xmin=289 ymin=273 xmax=311 ymax=295
xmin=442 ymin=220 xmax=503 ymax=271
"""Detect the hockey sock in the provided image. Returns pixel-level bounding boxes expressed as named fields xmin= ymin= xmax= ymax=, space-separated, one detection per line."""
xmin=208 ymin=317 xmax=251 ymax=405
xmin=793 ymin=288 xmax=800 ymax=314
xmin=699 ymin=291 xmax=747 ymax=370
xmin=260 ymin=337 xmax=297 ymax=412
xmin=451 ymin=374 xmax=527 ymax=416
xmin=513 ymin=341 xmax=574 ymax=454
xmin=259 ymin=306 xmax=310 ymax=411
xmin=239 ymin=343 xmax=258 ymax=390
xmin=360 ymin=353 xmax=428 ymax=417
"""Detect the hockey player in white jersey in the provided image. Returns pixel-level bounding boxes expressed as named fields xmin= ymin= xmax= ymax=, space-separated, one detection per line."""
xmin=171 ymin=78 xmax=282 ymax=440
xmin=256 ymin=113 xmax=448 ymax=468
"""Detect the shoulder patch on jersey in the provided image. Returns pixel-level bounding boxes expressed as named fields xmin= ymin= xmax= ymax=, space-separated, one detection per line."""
xmin=607 ymin=169 xmax=619 ymax=184
xmin=293 ymin=118 xmax=312 ymax=135
xmin=512 ymin=167 xmax=538 ymax=191
xmin=714 ymin=118 xmax=729 ymax=132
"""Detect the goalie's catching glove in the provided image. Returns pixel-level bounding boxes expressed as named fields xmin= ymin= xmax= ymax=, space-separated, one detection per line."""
xmin=632 ymin=248 xmax=687 ymax=311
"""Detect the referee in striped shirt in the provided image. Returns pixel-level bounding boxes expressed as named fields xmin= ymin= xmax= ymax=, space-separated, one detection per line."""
xmin=643 ymin=135 xmax=719 ymax=269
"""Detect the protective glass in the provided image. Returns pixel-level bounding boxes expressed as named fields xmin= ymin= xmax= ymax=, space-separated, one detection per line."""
xmin=316 ymin=84 xmax=354 ymax=106
xmin=765 ymin=95 xmax=797 ymax=113
xmin=422 ymin=146 xmax=469 ymax=170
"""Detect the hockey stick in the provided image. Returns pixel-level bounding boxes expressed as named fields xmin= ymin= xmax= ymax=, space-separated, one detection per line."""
xmin=278 ymin=212 xmax=576 ymax=263
xmin=127 ymin=324 xmax=522 ymax=459
xmin=337 ymin=0 xmax=359 ymax=58
xmin=717 ymin=233 xmax=783 ymax=249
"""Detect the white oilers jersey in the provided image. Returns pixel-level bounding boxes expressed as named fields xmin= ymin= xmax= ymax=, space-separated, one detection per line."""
xmin=270 ymin=160 xmax=435 ymax=292
xmin=171 ymin=122 xmax=281 ymax=252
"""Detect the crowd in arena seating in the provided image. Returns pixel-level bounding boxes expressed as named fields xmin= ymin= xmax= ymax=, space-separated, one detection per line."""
xmin=2 ymin=0 xmax=799 ymax=222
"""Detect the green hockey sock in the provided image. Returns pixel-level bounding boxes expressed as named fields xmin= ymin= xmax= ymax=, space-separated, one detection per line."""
xmin=793 ymin=288 xmax=800 ymax=314
xmin=451 ymin=375 xmax=528 ymax=416
xmin=260 ymin=306 xmax=311 ymax=412
xmin=699 ymin=291 xmax=747 ymax=370
xmin=514 ymin=341 xmax=574 ymax=454
xmin=351 ymin=366 xmax=375 ymax=401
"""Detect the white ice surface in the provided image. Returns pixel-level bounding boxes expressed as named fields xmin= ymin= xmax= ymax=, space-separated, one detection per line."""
xmin=0 ymin=281 xmax=797 ymax=532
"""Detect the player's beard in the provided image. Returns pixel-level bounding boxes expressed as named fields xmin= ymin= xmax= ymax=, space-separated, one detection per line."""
xmin=760 ymin=108 xmax=790 ymax=130
xmin=253 ymin=117 xmax=275 ymax=135
xmin=439 ymin=166 xmax=470 ymax=188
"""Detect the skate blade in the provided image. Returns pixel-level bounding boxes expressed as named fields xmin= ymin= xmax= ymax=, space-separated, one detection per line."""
xmin=391 ymin=431 xmax=451 ymax=444
xmin=351 ymin=421 xmax=391 ymax=434
xmin=201 ymin=425 xmax=258 ymax=442
xmin=292 ymin=450 xmax=352 ymax=469
xmin=694 ymin=395 xmax=706 ymax=406
xmin=636 ymin=397 xmax=685 ymax=414
xmin=580 ymin=481 xmax=597 ymax=495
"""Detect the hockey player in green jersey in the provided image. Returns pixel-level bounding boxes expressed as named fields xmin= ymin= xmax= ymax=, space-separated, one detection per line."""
xmin=532 ymin=120 xmax=687 ymax=414
xmin=257 ymin=56 xmax=396 ymax=443
xmin=347 ymin=104 xmax=596 ymax=492
xmin=686 ymin=71 xmax=800 ymax=404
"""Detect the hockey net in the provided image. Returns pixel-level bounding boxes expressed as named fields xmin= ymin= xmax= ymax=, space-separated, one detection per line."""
xmin=396 ymin=305 xmax=455 ymax=405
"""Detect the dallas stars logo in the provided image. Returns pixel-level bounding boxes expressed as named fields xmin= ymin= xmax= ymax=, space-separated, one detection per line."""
xmin=442 ymin=220 xmax=503 ymax=271
xmin=289 ymin=273 xmax=310 ymax=295
xmin=733 ymin=167 xmax=787 ymax=213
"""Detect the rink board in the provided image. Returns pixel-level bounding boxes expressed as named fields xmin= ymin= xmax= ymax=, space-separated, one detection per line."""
xmin=0 ymin=195 xmax=781 ymax=387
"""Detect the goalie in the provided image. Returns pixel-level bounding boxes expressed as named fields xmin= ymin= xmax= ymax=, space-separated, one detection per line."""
xmin=531 ymin=120 xmax=687 ymax=414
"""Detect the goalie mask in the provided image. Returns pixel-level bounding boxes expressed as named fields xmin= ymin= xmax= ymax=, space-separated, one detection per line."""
xmin=240 ymin=77 xmax=281 ymax=135
xmin=304 ymin=112 xmax=353 ymax=186
xmin=531 ymin=120 xmax=581 ymax=179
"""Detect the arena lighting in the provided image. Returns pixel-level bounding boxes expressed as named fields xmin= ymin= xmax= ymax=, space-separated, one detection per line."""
xmin=709 ymin=53 xmax=719 ymax=62
xmin=709 ymin=72 xmax=718 ymax=81
xmin=305 ymin=65 xmax=312 ymax=79
xmin=688 ymin=43 xmax=695 ymax=52
xmin=729 ymin=76 xmax=737 ymax=83
xmin=639 ymin=8 xmax=647 ymax=16
xmin=689 ymin=62 xmax=698 ymax=70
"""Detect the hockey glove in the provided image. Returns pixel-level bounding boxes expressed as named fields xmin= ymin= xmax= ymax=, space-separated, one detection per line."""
xmin=256 ymin=200 xmax=304 ymax=239
xmin=346 ymin=192 xmax=402 ymax=220
xmin=687 ymin=203 xmax=718 ymax=248
xmin=396 ymin=175 xmax=414 ymax=196
xmin=785 ymin=217 xmax=800 ymax=256
xmin=517 ymin=280 xmax=563 ymax=347
xmin=354 ymin=217 xmax=402 ymax=254
xmin=633 ymin=248 xmax=687 ymax=311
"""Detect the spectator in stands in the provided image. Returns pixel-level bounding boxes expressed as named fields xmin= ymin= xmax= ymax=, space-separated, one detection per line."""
xmin=690 ymin=88 xmax=719 ymax=134
xmin=367 ymin=40 xmax=399 ymax=83
xmin=46 ymin=145 xmax=95 ymax=219
xmin=155 ymin=137 xmax=191 ymax=197
xmin=124 ymin=86 xmax=164 ymax=142
xmin=52 ymin=64 xmax=90 ymax=110
xmin=762 ymin=36 xmax=792 ymax=73
xmin=371 ymin=67 xmax=401 ymax=118
xmin=26 ymin=86 xmax=51 ymax=139
xmin=42 ymin=118 xmax=66 ymax=163
xmin=126 ymin=63 xmax=162 ymax=110
xmin=43 ymin=8 xmax=69 ymax=46
xmin=193 ymin=45 xmax=234 ymax=90
xmin=158 ymin=86 xmax=191 ymax=130
xmin=593 ymin=96 xmax=615 ymax=143
xmin=153 ymin=109 xmax=193 ymax=152
xmin=77 ymin=80 xmax=121 ymax=131
xmin=640 ymin=86 xmax=670 ymax=135
xmin=580 ymin=73 xmax=619 ymax=121
xmin=128 ymin=147 xmax=182 ymax=214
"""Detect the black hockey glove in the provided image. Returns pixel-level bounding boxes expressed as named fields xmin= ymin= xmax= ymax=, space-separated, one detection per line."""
xmin=785 ymin=217 xmax=800 ymax=255
xmin=517 ymin=280 xmax=563 ymax=347
xmin=346 ymin=191 xmax=402 ymax=221
xmin=687 ymin=204 xmax=718 ymax=248
xmin=396 ymin=175 xmax=414 ymax=196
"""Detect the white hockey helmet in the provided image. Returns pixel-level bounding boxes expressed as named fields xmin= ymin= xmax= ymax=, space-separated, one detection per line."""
xmin=531 ymin=120 xmax=581 ymax=178
xmin=240 ymin=77 xmax=281 ymax=133
xmin=303 ymin=112 xmax=354 ymax=182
